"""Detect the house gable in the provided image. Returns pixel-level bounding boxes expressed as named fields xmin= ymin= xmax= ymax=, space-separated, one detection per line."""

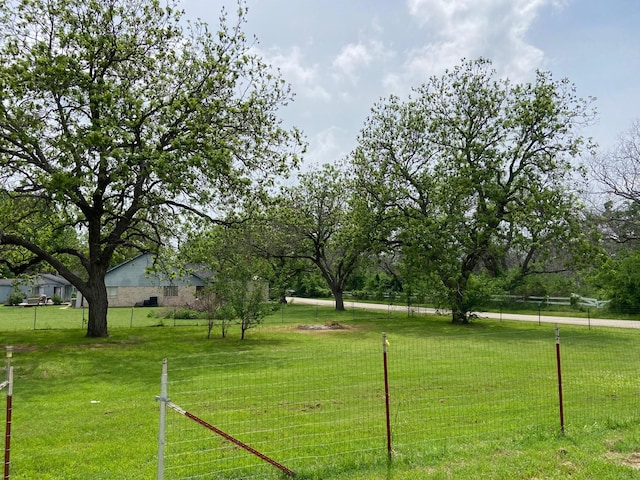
xmin=105 ymin=253 xmax=207 ymax=288
xmin=103 ymin=253 xmax=210 ymax=307
xmin=105 ymin=253 xmax=156 ymax=288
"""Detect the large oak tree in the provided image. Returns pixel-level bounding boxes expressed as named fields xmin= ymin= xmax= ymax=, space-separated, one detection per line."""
xmin=270 ymin=164 xmax=375 ymax=311
xmin=0 ymin=0 xmax=302 ymax=337
xmin=352 ymin=59 xmax=595 ymax=323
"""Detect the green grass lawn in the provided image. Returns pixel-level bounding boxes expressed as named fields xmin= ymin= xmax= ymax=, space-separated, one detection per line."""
xmin=0 ymin=303 xmax=639 ymax=479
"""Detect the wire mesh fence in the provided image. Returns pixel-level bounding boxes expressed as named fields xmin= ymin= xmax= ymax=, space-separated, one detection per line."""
xmin=160 ymin=341 xmax=386 ymax=479
xmin=0 ymin=347 xmax=13 ymax=479
xmin=158 ymin=325 xmax=640 ymax=479
xmin=2 ymin=297 xmax=639 ymax=333
xmin=561 ymin=329 xmax=640 ymax=428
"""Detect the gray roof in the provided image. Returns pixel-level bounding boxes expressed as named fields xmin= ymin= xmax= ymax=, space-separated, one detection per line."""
xmin=35 ymin=274 xmax=71 ymax=285
xmin=0 ymin=274 xmax=70 ymax=287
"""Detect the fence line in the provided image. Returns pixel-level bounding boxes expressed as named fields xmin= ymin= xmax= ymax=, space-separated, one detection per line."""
xmin=2 ymin=299 xmax=640 ymax=334
xmin=158 ymin=326 xmax=640 ymax=479
xmin=0 ymin=347 xmax=14 ymax=480
xmin=160 ymin=342 xmax=386 ymax=479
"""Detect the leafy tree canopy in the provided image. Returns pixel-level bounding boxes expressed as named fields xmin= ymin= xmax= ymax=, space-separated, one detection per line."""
xmin=0 ymin=0 xmax=303 ymax=336
xmin=352 ymin=58 xmax=596 ymax=323
xmin=180 ymin=224 xmax=271 ymax=339
xmin=592 ymin=249 xmax=640 ymax=314
xmin=270 ymin=164 xmax=375 ymax=310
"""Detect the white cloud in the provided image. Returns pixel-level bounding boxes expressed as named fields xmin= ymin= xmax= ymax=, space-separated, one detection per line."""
xmin=305 ymin=126 xmax=352 ymax=166
xmin=333 ymin=43 xmax=373 ymax=80
xmin=260 ymin=46 xmax=332 ymax=102
xmin=407 ymin=0 xmax=476 ymax=26
xmin=396 ymin=0 xmax=564 ymax=89
xmin=332 ymin=39 xmax=395 ymax=86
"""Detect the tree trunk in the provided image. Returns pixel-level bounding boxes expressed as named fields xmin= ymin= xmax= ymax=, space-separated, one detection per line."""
xmin=207 ymin=318 xmax=214 ymax=339
xmin=333 ymin=289 xmax=345 ymax=311
xmin=315 ymin=262 xmax=348 ymax=312
xmin=450 ymin=281 xmax=470 ymax=325
xmin=84 ymin=269 xmax=109 ymax=337
xmin=85 ymin=280 xmax=109 ymax=337
xmin=451 ymin=308 xmax=470 ymax=324
xmin=241 ymin=319 xmax=247 ymax=340
xmin=221 ymin=319 xmax=228 ymax=338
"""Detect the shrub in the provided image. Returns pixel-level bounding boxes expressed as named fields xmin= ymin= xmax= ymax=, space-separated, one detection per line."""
xmin=6 ymin=291 xmax=25 ymax=306
xmin=173 ymin=308 xmax=202 ymax=320
xmin=51 ymin=294 xmax=62 ymax=305
xmin=152 ymin=307 xmax=203 ymax=320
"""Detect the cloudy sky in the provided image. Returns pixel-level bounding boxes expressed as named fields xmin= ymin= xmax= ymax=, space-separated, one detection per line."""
xmin=182 ymin=0 xmax=639 ymax=168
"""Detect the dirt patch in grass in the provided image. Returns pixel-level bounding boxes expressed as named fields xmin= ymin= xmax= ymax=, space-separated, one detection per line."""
xmin=10 ymin=345 xmax=39 ymax=353
xmin=624 ymin=452 xmax=640 ymax=469
xmin=605 ymin=450 xmax=640 ymax=470
xmin=297 ymin=321 xmax=349 ymax=332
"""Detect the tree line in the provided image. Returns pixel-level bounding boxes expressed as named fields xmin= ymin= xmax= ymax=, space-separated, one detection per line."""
xmin=0 ymin=0 xmax=637 ymax=337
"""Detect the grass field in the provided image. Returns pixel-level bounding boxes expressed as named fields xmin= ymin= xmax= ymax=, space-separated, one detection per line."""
xmin=0 ymin=303 xmax=639 ymax=479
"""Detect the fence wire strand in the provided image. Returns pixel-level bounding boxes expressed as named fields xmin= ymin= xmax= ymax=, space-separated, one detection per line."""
xmin=162 ymin=326 xmax=640 ymax=479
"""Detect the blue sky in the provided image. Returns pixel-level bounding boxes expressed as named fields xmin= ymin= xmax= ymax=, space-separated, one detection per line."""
xmin=182 ymin=0 xmax=639 ymax=168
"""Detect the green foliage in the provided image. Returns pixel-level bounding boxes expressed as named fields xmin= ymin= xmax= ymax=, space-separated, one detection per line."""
xmin=351 ymin=58 xmax=596 ymax=323
xmin=592 ymin=250 xmax=640 ymax=314
xmin=6 ymin=290 xmax=25 ymax=306
xmin=512 ymin=273 xmax=583 ymax=298
xmin=587 ymin=120 xmax=640 ymax=314
xmin=0 ymin=194 xmax=84 ymax=276
xmin=362 ymin=272 xmax=401 ymax=298
xmin=0 ymin=0 xmax=302 ymax=337
xmin=154 ymin=307 xmax=203 ymax=320
xmin=181 ymin=225 xmax=271 ymax=338
xmin=290 ymin=271 xmax=332 ymax=298
xmin=51 ymin=294 xmax=62 ymax=305
xmin=268 ymin=163 xmax=375 ymax=310
xmin=232 ymin=284 xmax=271 ymax=339
xmin=194 ymin=286 xmax=230 ymax=338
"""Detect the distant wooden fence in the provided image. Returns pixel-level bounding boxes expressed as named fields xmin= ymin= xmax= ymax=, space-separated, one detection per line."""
xmin=341 ymin=291 xmax=610 ymax=309
xmin=490 ymin=295 xmax=610 ymax=309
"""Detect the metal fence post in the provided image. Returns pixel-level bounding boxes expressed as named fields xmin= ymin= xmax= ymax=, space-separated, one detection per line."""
xmin=3 ymin=346 xmax=14 ymax=480
xmin=382 ymin=333 xmax=392 ymax=459
xmin=3 ymin=367 xmax=12 ymax=480
xmin=555 ymin=326 xmax=565 ymax=435
xmin=156 ymin=359 xmax=168 ymax=480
